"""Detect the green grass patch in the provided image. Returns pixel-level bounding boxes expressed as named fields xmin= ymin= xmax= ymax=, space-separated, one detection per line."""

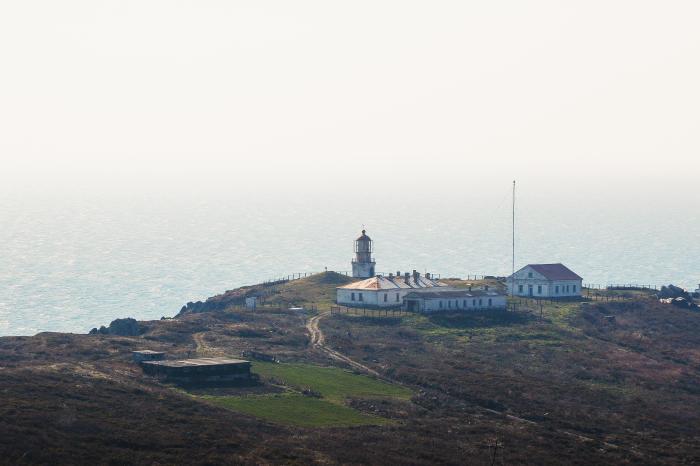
xmin=195 ymin=361 xmax=411 ymax=428
xmin=206 ymin=393 xmax=387 ymax=427
xmin=251 ymin=361 xmax=411 ymax=402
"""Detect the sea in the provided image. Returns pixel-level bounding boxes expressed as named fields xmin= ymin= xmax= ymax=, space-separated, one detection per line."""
xmin=1 ymin=189 xmax=698 ymax=336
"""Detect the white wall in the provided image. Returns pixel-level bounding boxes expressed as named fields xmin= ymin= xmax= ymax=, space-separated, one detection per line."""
xmin=417 ymin=295 xmax=507 ymax=313
xmin=336 ymin=288 xmax=403 ymax=308
xmin=507 ymin=268 xmax=583 ymax=298
xmin=352 ymin=261 xmax=375 ymax=278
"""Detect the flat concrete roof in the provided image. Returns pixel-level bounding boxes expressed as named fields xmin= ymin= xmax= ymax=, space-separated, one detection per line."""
xmin=141 ymin=357 xmax=250 ymax=368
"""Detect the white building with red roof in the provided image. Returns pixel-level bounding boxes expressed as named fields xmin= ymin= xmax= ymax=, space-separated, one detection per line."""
xmin=508 ymin=263 xmax=583 ymax=298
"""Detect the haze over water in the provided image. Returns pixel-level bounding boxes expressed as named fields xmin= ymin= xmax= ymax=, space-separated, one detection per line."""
xmin=1 ymin=185 xmax=698 ymax=336
xmin=2 ymin=2 xmax=699 ymax=335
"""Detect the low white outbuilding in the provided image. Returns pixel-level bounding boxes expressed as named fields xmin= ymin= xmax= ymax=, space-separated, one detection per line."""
xmin=508 ymin=263 xmax=583 ymax=298
xmin=403 ymin=290 xmax=507 ymax=313
xmin=336 ymin=271 xmax=446 ymax=308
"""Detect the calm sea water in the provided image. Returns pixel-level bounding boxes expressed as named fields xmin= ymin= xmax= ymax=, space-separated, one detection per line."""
xmin=1 ymin=191 xmax=698 ymax=336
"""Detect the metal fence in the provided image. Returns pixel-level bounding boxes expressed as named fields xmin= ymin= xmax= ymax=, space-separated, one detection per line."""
xmin=330 ymin=305 xmax=413 ymax=318
xmin=262 ymin=272 xmax=324 ymax=285
xmin=584 ymin=284 xmax=660 ymax=292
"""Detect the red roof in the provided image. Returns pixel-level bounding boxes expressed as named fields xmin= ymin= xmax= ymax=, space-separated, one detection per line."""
xmin=528 ymin=264 xmax=582 ymax=281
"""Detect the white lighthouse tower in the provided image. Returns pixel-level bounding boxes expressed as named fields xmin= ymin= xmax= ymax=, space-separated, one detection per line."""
xmin=352 ymin=230 xmax=376 ymax=278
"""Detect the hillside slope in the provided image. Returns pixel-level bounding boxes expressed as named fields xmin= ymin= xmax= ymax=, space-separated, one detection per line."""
xmin=177 ymin=271 xmax=355 ymax=315
xmin=1 ymin=278 xmax=699 ymax=464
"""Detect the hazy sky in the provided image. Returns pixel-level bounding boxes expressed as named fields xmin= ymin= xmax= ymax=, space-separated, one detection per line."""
xmin=1 ymin=1 xmax=699 ymax=199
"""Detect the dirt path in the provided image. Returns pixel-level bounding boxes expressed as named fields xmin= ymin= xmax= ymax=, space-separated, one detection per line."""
xmin=306 ymin=312 xmax=383 ymax=378
xmin=306 ymin=311 xmax=639 ymax=456
xmin=192 ymin=332 xmax=225 ymax=357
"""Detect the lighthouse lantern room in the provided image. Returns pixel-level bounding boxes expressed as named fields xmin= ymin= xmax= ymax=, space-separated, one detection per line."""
xmin=352 ymin=230 xmax=376 ymax=278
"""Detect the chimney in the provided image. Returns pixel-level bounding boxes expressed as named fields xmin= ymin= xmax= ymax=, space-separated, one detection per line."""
xmin=389 ymin=273 xmax=393 ymax=278
xmin=397 ymin=271 xmax=400 ymax=277
xmin=413 ymin=270 xmax=419 ymax=281
xmin=404 ymin=272 xmax=410 ymax=283
xmin=425 ymin=272 xmax=431 ymax=280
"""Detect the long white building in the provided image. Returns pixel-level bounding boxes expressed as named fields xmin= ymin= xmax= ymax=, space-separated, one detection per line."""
xmin=403 ymin=289 xmax=507 ymax=313
xmin=337 ymin=271 xmax=446 ymax=308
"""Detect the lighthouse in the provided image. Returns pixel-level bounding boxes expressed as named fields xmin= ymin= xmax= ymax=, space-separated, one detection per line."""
xmin=352 ymin=230 xmax=376 ymax=278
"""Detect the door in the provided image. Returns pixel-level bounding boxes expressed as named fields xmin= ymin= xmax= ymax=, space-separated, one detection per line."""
xmin=528 ymin=285 xmax=534 ymax=296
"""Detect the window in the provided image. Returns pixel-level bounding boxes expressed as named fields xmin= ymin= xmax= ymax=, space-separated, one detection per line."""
xmin=488 ymin=298 xmax=492 ymax=306
xmin=396 ymin=293 xmax=400 ymax=302
xmin=384 ymin=293 xmax=388 ymax=302
xmin=448 ymin=300 xmax=451 ymax=308
xmin=439 ymin=301 xmax=443 ymax=308
xmin=528 ymin=272 xmax=533 ymax=278
xmin=351 ymin=292 xmax=355 ymax=301
xmin=555 ymin=285 xmax=559 ymax=294
xmin=463 ymin=300 xmax=467 ymax=307
xmin=537 ymin=285 xmax=542 ymax=294
xmin=479 ymin=299 xmax=483 ymax=307
xmin=359 ymin=293 xmax=363 ymax=302
xmin=565 ymin=285 xmax=569 ymax=293
xmin=518 ymin=285 xmax=524 ymax=293
xmin=473 ymin=299 xmax=476 ymax=306
xmin=573 ymin=285 xmax=577 ymax=293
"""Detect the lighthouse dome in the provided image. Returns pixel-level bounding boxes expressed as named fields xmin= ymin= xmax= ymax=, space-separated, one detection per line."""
xmin=356 ymin=230 xmax=371 ymax=241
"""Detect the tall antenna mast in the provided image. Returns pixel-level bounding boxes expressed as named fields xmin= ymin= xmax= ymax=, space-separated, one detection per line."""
xmin=512 ymin=180 xmax=516 ymax=297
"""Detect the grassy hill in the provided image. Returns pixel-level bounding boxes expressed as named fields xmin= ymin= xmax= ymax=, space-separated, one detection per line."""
xmin=263 ymin=272 xmax=356 ymax=309
xmin=1 ymin=275 xmax=699 ymax=464
xmin=178 ymin=271 xmax=356 ymax=315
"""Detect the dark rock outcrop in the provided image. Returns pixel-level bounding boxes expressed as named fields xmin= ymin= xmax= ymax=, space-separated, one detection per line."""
xmin=657 ymin=284 xmax=692 ymax=301
xmin=177 ymin=286 xmax=264 ymax=316
xmin=89 ymin=317 xmax=141 ymax=336
xmin=670 ymin=297 xmax=698 ymax=310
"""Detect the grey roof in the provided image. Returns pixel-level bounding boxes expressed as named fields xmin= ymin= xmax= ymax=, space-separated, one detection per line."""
xmin=141 ymin=357 xmax=250 ymax=368
xmin=338 ymin=275 xmax=447 ymax=291
xmin=404 ymin=290 xmax=504 ymax=299
xmin=526 ymin=264 xmax=582 ymax=281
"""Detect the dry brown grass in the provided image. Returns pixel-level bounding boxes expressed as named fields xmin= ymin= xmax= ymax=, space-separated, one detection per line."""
xmin=2 ymin=279 xmax=700 ymax=465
